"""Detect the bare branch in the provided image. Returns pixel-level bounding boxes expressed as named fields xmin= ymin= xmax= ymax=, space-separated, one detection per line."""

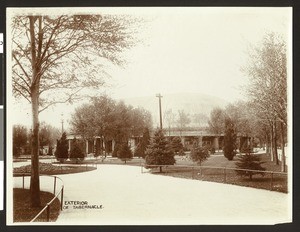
xmin=12 ymin=53 xmax=31 ymax=83
xmin=38 ymin=87 xmax=84 ymax=113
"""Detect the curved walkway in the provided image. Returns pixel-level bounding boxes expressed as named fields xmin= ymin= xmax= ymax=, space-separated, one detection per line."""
xmin=50 ymin=164 xmax=291 ymax=225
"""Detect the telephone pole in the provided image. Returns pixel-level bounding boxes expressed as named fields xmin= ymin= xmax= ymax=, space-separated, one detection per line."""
xmin=156 ymin=93 xmax=163 ymax=129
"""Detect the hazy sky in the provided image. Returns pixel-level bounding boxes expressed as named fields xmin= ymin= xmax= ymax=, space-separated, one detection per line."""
xmin=8 ymin=7 xmax=292 ymax=129
xmin=108 ymin=7 xmax=291 ymax=100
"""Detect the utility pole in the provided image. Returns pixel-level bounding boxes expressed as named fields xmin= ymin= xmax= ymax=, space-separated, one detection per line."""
xmin=156 ymin=93 xmax=163 ymax=129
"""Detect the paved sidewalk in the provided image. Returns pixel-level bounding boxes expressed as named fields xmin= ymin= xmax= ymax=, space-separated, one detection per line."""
xmin=47 ymin=164 xmax=292 ymax=225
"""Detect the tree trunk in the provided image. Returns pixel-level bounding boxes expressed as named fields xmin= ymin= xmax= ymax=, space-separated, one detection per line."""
xmin=159 ymin=166 xmax=162 ymax=173
xmin=273 ymin=121 xmax=279 ymax=165
xmin=270 ymin=127 xmax=274 ymax=162
xmin=30 ymin=88 xmax=41 ymax=207
xmin=265 ymin=134 xmax=270 ymax=155
xmin=280 ymin=122 xmax=286 ymax=172
xmin=29 ymin=16 xmax=42 ymax=207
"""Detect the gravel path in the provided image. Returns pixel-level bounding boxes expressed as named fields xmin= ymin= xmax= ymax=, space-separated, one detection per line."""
xmin=46 ymin=164 xmax=292 ymax=225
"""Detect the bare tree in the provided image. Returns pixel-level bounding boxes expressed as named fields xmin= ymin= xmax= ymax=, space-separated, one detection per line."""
xmin=11 ymin=14 xmax=137 ymax=206
xmin=192 ymin=113 xmax=209 ymax=128
xmin=70 ymin=96 xmax=152 ymax=155
xmin=242 ymin=32 xmax=287 ymax=171
xmin=39 ymin=122 xmax=61 ymax=155
xmin=208 ymin=107 xmax=225 ymax=135
xmin=177 ymin=110 xmax=191 ymax=136
xmin=164 ymin=109 xmax=175 ymax=136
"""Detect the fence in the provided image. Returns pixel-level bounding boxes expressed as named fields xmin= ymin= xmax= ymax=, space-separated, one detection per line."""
xmin=141 ymin=164 xmax=288 ymax=193
xmin=13 ymin=173 xmax=64 ymax=222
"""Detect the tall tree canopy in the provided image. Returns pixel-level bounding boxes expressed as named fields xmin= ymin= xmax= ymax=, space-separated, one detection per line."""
xmin=11 ymin=14 xmax=138 ymax=206
xmin=70 ymin=95 xmax=152 ymax=148
xmin=208 ymin=107 xmax=225 ymax=135
xmin=242 ymin=32 xmax=287 ymax=126
xmin=241 ymin=32 xmax=287 ymax=171
xmin=13 ymin=125 xmax=28 ymax=157
xmin=177 ymin=110 xmax=191 ymax=134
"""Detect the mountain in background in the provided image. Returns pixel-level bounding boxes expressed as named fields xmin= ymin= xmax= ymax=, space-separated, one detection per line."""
xmin=121 ymin=92 xmax=228 ymax=127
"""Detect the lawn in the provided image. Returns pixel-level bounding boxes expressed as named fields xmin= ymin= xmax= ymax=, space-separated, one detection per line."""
xmin=54 ymin=156 xmax=144 ymax=166
xmin=145 ymin=153 xmax=288 ymax=193
xmin=14 ymin=162 xmax=97 ymax=175
xmin=13 ymin=188 xmax=60 ymax=222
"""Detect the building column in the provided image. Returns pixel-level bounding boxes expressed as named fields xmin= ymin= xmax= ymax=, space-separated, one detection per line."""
xmin=112 ymin=140 xmax=115 ymax=152
xmin=213 ymin=137 xmax=219 ymax=151
xmin=86 ymin=140 xmax=89 ymax=155
xmin=237 ymin=137 xmax=241 ymax=151
xmin=181 ymin=137 xmax=186 ymax=147
xmin=100 ymin=137 xmax=106 ymax=156
xmin=68 ymin=139 xmax=71 ymax=153
xmin=198 ymin=136 xmax=203 ymax=147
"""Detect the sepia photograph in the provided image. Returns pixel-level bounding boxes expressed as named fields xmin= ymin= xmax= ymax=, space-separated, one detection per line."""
xmin=6 ymin=7 xmax=292 ymax=225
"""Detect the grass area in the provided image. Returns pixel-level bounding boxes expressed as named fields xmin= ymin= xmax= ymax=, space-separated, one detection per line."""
xmin=13 ymin=156 xmax=55 ymax=163
xmin=13 ymin=188 xmax=60 ymax=222
xmin=54 ymin=157 xmax=144 ymax=166
xmin=14 ymin=162 xmax=96 ymax=175
xmin=146 ymin=153 xmax=288 ymax=193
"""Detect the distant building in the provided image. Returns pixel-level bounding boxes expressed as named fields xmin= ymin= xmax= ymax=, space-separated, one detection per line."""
xmin=164 ymin=128 xmax=251 ymax=151
xmin=65 ymin=128 xmax=251 ymax=157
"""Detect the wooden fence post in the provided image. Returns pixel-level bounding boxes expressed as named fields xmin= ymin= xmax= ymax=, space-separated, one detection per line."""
xmin=60 ymin=187 xmax=64 ymax=211
xmin=53 ymin=176 xmax=57 ymax=195
xmin=46 ymin=204 xmax=50 ymax=222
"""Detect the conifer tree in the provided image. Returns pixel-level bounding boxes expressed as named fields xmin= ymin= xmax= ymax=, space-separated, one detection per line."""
xmin=145 ymin=130 xmax=175 ymax=172
xmin=55 ymin=132 xmax=69 ymax=163
xmin=69 ymin=138 xmax=84 ymax=163
xmin=170 ymin=136 xmax=184 ymax=155
xmin=134 ymin=128 xmax=150 ymax=158
xmin=223 ymin=118 xmax=236 ymax=160
xmin=190 ymin=145 xmax=210 ymax=165
xmin=235 ymin=152 xmax=266 ymax=180
xmin=117 ymin=142 xmax=133 ymax=164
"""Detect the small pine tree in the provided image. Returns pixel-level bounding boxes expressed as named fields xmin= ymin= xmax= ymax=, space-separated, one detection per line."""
xmin=117 ymin=142 xmax=133 ymax=164
xmin=223 ymin=118 xmax=236 ymax=160
xmin=112 ymin=142 xmax=121 ymax=157
xmin=235 ymin=151 xmax=266 ymax=180
xmin=134 ymin=142 xmax=143 ymax=158
xmin=190 ymin=145 xmax=210 ymax=165
xmin=145 ymin=129 xmax=175 ymax=172
xmin=134 ymin=128 xmax=150 ymax=158
xmin=55 ymin=132 xmax=69 ymax=163
xmin=171 ymin=136 xmax=184 ymax=155
xmin=69 ymin=138 xmax=84 ymax=163
xmin=240 ymin=140 xmax=252 ymax=153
